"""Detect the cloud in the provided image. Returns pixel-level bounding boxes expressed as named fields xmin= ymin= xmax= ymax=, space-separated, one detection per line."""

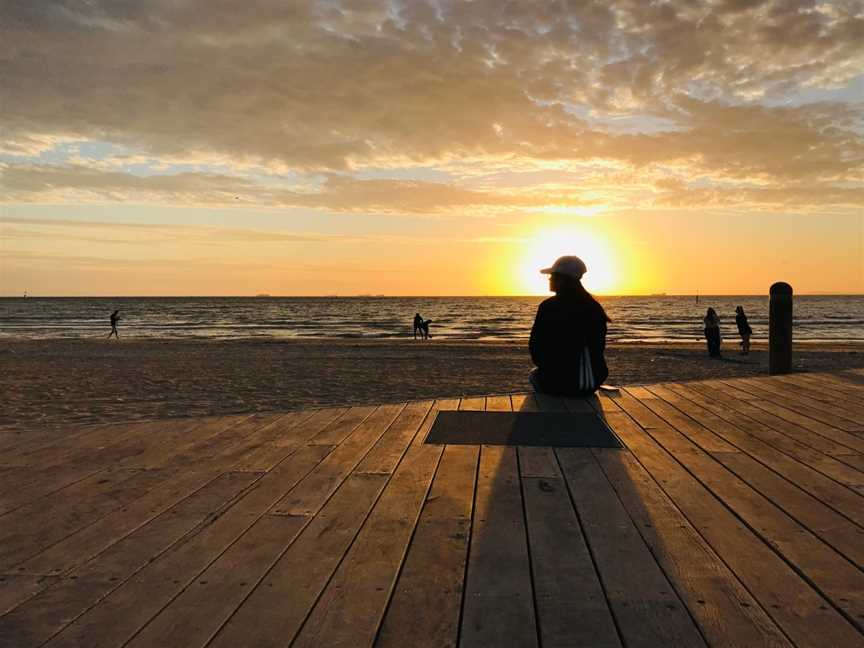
xmin=1 ymin=0 xmax=862 ymax=214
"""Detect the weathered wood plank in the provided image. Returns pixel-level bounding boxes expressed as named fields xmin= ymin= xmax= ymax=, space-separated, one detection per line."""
xmin=652 ymin=383 xmax=864 ymax=527
xmin=484 ymin=395 xmax=512 ymax=411
xmin=460 ymin=445 xmax=537 ymax=648
xmin=40 ymin=441 xmax=334 ymax=648
xmin=0 ymin=470 xmax=264 ymax=647
xmin=593 ymin=448 xmax=791 ymax=647
xmin=522 ymin=469 xmax=621 ymax=647
xmin=684 ymin=381 xmax=864 ymax=460
xmin=205 ymin=473 xmax=389 ymax=648
xmin=0 ymin=468 xmax=173 ymax=570
xmin=557 ymin=448 xmax=706 ymax=648
xmin=292 ymin=444 xmax=443 ymax=648
xmin=355 ymin=401 xmax=432 ymax=474
xmin=271 ymin=403 xmax=404 ymax=516
xmin=0 ymin=575 xmax=58 ymax=616
xmin=229 ymin=408 xmax=343 ymax=471
xmin=727 ymin=378 xmax=864 ymax=431
xmin=606 ymin=394 xmax=864 ymax=639
xmin=593 ymin=399 xmax=863 ymax=646
xmin=306 ymin=406 xmax=373 ymax=446
xmin=633 ymin=389 xmax=864 ymax=567
xmin=376 ymin=445 xmax=479 ymax=648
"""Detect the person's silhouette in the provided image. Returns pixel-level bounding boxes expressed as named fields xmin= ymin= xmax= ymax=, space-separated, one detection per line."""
xmin=107 ymin=310 xmax=121 ymax=340
xmin=413 ymin=313 xmax=432 ymax=339
xmin=735 ymin=305 xmax=752 ymax=355
xmin=529 ymin=256 xmax=610 ymax=395
xmin=703 ymin=307 xmax=721 ymax=357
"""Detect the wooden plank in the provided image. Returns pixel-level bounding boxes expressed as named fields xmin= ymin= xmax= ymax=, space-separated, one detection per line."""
xmin=635 ymin=388 xmax=864 ymax=566
xmin=459 ymin=396 xmax=486 ymax=411
xmin=123 ymin=513 xmax=308 ymax=648
xmin=40 ymin=442 xmax=334 ymax=648
xmin=355 ymin=401 xmax=433 ymax=474
xmin=593 ymin=399 xmax=863 ymax=645
xmin=609 ymin=393 xmax=864 ymax=635
xmin=521 ymin=468 xmax=621 ymax=647
xmin=376 ymin=445 xmax=479 ymax=648
xmin=0 ymin=468 xmax=173 ymax=569
xmin=684 ymin=380 xmax=864 ymax=460
xmin=654 ymin=383 xmax=864 ymax=527
xmin=124 ymin=403 xmax=428 ymax=648
xmin=205 ymin=473 xmax=389 ymax=648
xmin=291 ymin=444 xmax=443 ymax=647
xmin=728 ymin=377 xmax=864 ymax=431
xmin=0 ymin=575 xmax=58 ymax=615
xmin=723 ymin=379 xmax=864 ymax=436
xmin=271 ymin=403 xmax=404 ymax=516
xmin=518 ymin=447 xmax=561 ymax=478
xmin=666 ymin=381 xmax=864 ymax=488
xmin=772 ymin=375 xmax=864 ymax=418
xmin=0 ymin=469 xmax=265 ymax=647
xmin=593 ymin=448 xmax=791 ymax=647
xmin=511 ymin=393 xmax=540 ymax=412
xmin=485 ymin=395 xmax=512 ymax=411
xmin=557 ymin=448 xmax=706 ymax=648
xmin=0 ymin=465 xmax=105 ymax=515
xmin=532 ymin=392 xmax=568 ymax=412
xmin=16 ymin=466 xmax=225 ymax=576
xmin=306 ymin=406 xmax=374 ymax=446
xmin=229 ymin=408 xmax=343 ymax=472
xmin=459 ymin=445 xmax=537 ymax=647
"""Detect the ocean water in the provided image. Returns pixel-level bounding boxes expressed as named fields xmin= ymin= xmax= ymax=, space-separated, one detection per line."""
xmin=0 ymin=296 xmax=861 ymax=342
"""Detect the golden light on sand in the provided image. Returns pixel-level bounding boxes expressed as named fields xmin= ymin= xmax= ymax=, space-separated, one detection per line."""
xmin=516 ymin=227 xmax=618 ymax=295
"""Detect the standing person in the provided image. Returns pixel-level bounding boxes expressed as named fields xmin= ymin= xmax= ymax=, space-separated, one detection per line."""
xmin=528 ymin=255 xmax=610 ymax=396
xmin=107 ymin=309 xmax=121 ymax=340
xmin=703 ymin=307 xmax=721 ymax=357
xmin=413 ymin=312 xmax=432 ymax=339
xmin=735 ymin=305 xmax=752 ymax=355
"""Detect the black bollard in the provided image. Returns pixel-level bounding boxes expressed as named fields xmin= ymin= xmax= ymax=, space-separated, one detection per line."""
xmin=769 ymin=282 xmax=793 ymax=374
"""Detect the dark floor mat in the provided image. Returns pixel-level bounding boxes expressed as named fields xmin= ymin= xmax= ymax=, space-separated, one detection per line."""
xmin=424 ymin=411 xmax=622 ymax=447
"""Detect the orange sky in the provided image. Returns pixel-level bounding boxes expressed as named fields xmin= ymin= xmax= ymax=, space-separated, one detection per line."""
xmin=1 ymin=1 xmax=862 ymax=296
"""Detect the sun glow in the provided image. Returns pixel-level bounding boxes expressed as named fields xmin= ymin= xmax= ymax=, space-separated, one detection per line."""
xmin=516 ymin=227 xmax=618 ymax=295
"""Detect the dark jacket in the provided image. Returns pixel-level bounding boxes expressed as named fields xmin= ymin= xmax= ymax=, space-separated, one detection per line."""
xmin=529 ymin=291 xmax=609 ymax=395
xmin=735 ymin=313 xmax=752 ymax=336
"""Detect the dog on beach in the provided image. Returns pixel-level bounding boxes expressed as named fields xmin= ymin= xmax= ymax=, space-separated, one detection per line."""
xmin=413 ymin=313 xmax=433 ymax=340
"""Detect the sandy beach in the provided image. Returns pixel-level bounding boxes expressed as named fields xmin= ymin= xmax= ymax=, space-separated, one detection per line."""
xmin=2 ymin=338 xmax=863 ymax=432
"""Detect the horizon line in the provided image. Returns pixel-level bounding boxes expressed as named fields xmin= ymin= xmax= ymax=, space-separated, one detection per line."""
xmin=2 ymin=293 xmax=862 ymax=298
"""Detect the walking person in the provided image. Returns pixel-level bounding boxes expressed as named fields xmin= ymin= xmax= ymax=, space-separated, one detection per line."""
xmin=735 ymin=305 xmax=752 ymax=355
xmin=528 ymin=255 xmax=610 ymax=396
xmin=107 ymin=309 xmax=121 ymax=340
xmin=703 ymin=307 xmax=722 ymax=357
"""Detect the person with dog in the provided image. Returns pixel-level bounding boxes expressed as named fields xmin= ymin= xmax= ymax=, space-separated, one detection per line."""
xmin=529 ymin=255 xmax=610 ymax=396
xmin=413 ymin=312 xmax=432 ymax=339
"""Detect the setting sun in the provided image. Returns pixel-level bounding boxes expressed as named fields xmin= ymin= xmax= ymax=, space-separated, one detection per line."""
xmin=517 ymin=227 xmax=618 ymax=295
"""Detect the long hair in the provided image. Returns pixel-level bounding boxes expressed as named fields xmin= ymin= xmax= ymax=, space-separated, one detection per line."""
xmin=559 ymin=275 xmax=611 ymax=322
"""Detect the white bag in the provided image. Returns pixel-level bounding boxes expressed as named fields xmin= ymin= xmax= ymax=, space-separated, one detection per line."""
xmin=577 ymin=346 xmax=595 ymax=392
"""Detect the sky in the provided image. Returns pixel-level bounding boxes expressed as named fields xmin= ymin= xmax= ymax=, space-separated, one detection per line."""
xmin=1 ymin=0 xmax=863 ymax=296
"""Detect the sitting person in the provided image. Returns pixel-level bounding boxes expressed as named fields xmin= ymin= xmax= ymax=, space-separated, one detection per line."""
xmin=529 ymin=255 xmax=610 ymax=396
xmin=413 ymin=312 xmax=432 ymax=339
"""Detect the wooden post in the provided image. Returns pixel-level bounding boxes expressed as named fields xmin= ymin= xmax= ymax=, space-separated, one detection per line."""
xmin=769 ymin=282 xmax=793 ymax=374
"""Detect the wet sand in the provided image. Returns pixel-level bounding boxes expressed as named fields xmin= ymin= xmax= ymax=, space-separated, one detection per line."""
xmin=2 ymin=338 xmax=863 ymax=432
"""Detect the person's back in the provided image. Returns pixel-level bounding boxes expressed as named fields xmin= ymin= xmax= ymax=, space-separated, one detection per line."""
xmin=529 ymin=256 xmax=609 ymax=396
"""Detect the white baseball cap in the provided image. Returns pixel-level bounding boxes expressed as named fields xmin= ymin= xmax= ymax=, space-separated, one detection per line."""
xmin=540 ymin=255 xmax=587 ymax=280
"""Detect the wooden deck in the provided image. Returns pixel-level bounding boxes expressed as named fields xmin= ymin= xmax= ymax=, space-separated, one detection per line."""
xmin=1 ymin=370 xmax=863 ymax=647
